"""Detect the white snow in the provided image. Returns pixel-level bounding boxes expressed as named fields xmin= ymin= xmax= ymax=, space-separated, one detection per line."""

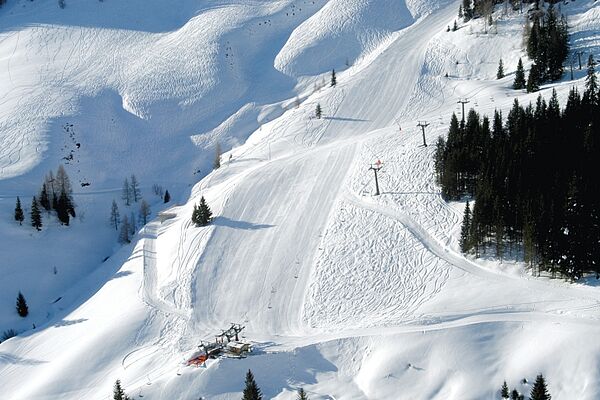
xmin=1 ymin=0 xmax=600 ymax=399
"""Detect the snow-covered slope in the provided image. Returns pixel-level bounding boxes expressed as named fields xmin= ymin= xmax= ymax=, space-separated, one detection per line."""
xmin=1 ymin=0 xmax=600 ymax=399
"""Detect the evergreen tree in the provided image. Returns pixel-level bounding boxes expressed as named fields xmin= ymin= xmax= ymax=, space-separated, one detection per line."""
xmin=214 ymin=143 xmax=222 ymax=170
xmin=122 ymin=178 xmax=131 ymax=206
xmin=110 ymin=200 xmax=120 ymax=231
xmin=57 ymin=190 xmax=71 ymax=225
xmin=497 ymin=59 xmax=505 ymax=79
xmin=16 ymin=291 xmax=28 ymax=317
xmin=39 ymin=183 xmax=50 ymax=211
xmin=164 ymin=190 xmax=171 ymax=203
xmin=52 ymin=192 xmax=59 ymax=212
xmin=511 ymin=389 xmax=520 ymax=400
xmin=242 ymin=369 xmax=262 ymax=400
xmin=30 ymin=196 xmax=42 ymax=231
xmin=297 ymin=388 xmax=309 ymax=400
xmin=501 ymin=381 xmax=510 ymax=399
xmin=118 ymin=215 xmax=131 ymax=244
xmin=458 ymin=4 xmax=463 ymax=19
xmin=315 ymin=104 xmax=322 ymax=119
xmin=130 ymin=174 xmax=141 ymax=203
xmin=585 ymin=54 xmax=598 ymax=106
xmin=113 ymin=380 xmax=130 ymax=400
xmin=460 ymin=202 xmax=472 ymax=252
xmin=453 ymin=20 xmax=459 ymax=31
xmin=331 ymin=69 xmax=337 ymax=87
xmin=14 ymin=196 xmax=24 ymax=225
xmin=527 ymin=63 xmax=541 ymax=93
xmin=462 ymin=0 xmax=472 ymax=21
xmin=529 ymin=374 xmax=551 ymax=400
xmin=192 ymin=196 xmax=213 ymax=226
xmin=139 ymin=199 xmax=151 ymax=225
xmin=513 ymin=58 xmax=526 ymax=89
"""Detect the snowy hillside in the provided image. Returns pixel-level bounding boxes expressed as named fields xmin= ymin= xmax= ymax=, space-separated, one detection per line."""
xmin=1 ymin=0 xmax=600 ymax=399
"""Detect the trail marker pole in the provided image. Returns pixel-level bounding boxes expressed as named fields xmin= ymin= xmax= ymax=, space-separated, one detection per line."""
xmin=457 ymin=99 xmax=470 ymax=123
xmin=417 ymin=121 xmax=430 ymax=147
xmin=369 ymin=160 xmax=383 ymax=196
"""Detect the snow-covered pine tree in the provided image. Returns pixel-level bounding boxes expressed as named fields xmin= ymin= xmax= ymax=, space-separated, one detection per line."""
xmin=513 ymin=58 xmax=526 ymax=89
xmin=113 ymin=380 xmax=130 ymax=400
xmin=242 ymin=369 xmax=262 ymax=400
xmin=139 ymin=199 xmax=151 ymax=225
xmin=164 ymin=190 xmax=171 ymax=203
xmin=331 ymin=69 xmax=337 ymax=87
xmin=118 ymin=215 xmax=130 ymax=244
xmin=14 ymin=197 xmax=24 ymax=225
xmin=527 ymin=63 xmax=541 ymax=93
xmin=497 ymin=59 xmax=505 ymax=79
xmin=130 ymin=174 xmax=141 ymax=203
xmin=122 ymin=178 xmax=131 ymax=206
xmin=315 ymin=103 xmax=322 ymax=119
xmin=297 ymin=388 xmax=309 ymax=400
xmin=460 ymin=202 xmax=472 ymax=252
xmin=453 ymin=20 xmax=458 ymax=31
xmin=110 ymin=200 xmax=120 ymax=231
xmin=501 ymin=381 xmax=509 ymax=399
xmin=529 ymin=374 xmax=551 ymax=400
xmin=16 ymin=291 xmax=28 ymax=317
xmin=30 ymin=196 xmax=42 ymax=231
xmin=193 ymin=196 xmax=213 ymax=226
xmin=585 ymin=54 xmax=598 ymax=105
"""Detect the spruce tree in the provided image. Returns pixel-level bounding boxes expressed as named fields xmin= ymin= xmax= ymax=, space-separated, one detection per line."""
xmin=16 ymin=291 xmax=28 ymax=317
xmin=460 ymin=202 xmax=472 ymax=252
xmin=513 ymin=58 xmax=526 ymax=89
xmin=315 ymin=104 xmax=322 ymax=119
xmin=164 ymin=190 xmax=171 ymax=203
xmin=529 ymin=374 xmax=551 ymax=400
xmin=585 ymin=54 xmax=598 ymax=106
xmin=30 ymin=196 xmax=42 ymax=231
xmin=330 ymin=69 xmax=337 ymax=87
xmin=110 ymin=200 xmax=120 ymax=231
xmin=297 ymin=388 xmax=309 ymax=400
xmin=497 ymin=59 xmax=505 ymax=79
xmin=462 ymin=0 xmax=472 ymax=21
xmin=511 ymin=389 xmax=520 ymax=400
xmin=242 ymin=369 xmax=262 ymax=400
xmin=57 ymin=190 xmax=71 ymax=225
xmin=130 ymin=174 xmax=141 ymax=203
xmin=113 ymin=380 xmax=130 ymax=400
xmin=193 ymin=196 xmax=213 ymax=226
xmin=527 ymin=63 xmax=541 ymax=93
xmin=14 ymin=197 xmax=24 ymax=225
xmin=55 ymin=164 xmax=72 ymax=196
xmin=122 ymin=178 xmax=131 ymax=206
xmin=501 ymin=381 xmax=510 ymax=399
xmin=453 ymin=20 xmax=458 ymax=31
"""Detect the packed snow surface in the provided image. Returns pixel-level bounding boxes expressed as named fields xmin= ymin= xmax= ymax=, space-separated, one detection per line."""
xmin=1 ymin=0 xmax=600 ymax=399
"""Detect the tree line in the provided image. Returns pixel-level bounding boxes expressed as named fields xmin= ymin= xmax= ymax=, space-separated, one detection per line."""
xmin=435 ymin=56 xmax=599 ymax=280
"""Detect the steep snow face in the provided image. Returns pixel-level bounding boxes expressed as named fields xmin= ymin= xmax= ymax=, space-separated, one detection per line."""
xmin=275 ymin=0 xmax=415 ymax=77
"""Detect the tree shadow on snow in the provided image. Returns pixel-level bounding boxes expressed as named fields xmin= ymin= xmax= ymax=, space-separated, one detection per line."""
xmin=53 ymin=318 xmax=88 ymax=328
xmin=0 ymin=352 xmax=47 ymax=366
xmin=324 ymin=116 xmax=369 ymax=122
xmin=212 ymin=216 xmax=275 ymax=231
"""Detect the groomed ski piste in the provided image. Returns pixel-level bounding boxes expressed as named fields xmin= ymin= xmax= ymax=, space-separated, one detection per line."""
xmin=1 ymin=0 xmax=600 ymax=398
